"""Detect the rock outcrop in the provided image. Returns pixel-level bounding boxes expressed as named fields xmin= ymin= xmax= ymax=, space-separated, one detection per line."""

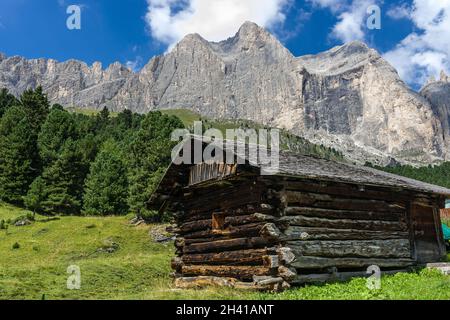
xmin=421 ymin=71 xmax=450 ymax=157
xmin=0 ymin=21 xmax=449 ymax=165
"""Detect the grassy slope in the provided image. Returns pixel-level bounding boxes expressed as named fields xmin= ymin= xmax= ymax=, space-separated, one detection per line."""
xmin=1 ymin=203 xmax=450 ymax=300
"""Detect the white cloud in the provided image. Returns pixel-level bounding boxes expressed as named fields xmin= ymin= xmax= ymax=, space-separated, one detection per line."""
xmin=308 ymin=0 xmax=346 ymax=13
xmin=386 ymin=3 xmax=411 ymax=20
xmin=145 ymin=0 xmax=290 ymax=48
xmin=331 ymin=0 xmax=375 ymax=42
xmin=308 ymin=0 xmax=379 ymax=43
xmin=383 ymin=0 xmax=450 ymax=87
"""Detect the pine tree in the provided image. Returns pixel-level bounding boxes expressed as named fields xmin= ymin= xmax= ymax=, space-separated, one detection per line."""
xmin=39 ymin=139 xmax=85 ymax=215
xmin=19 ymin=87 xmax=51 ymax=178
xmin=0 ymin=88 xmax=18 ymax=118
xmin=0 ymin=106 xmax=36 ymax=204
xmin=20 ymin=86 xmax=50 ymax=132
xmin=83 ymin=140 xmax=129 ymax=216
xmin=38 ymin=108 xmax=77 ymax=165
xmin=127 ymin=112 xmax=184 ymax=220
xmin=24 ymin=177 xmax=45 ymax=217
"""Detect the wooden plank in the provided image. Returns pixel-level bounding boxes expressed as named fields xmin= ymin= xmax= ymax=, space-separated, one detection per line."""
xmin=291 ymin=256 xmax=415 ymax=269
xmin=182 ymin=249 xmax=268 ymax=266
xmin=183 ymin=180 xmax=264 ymax=213
xmin=174 ymin=276 xmax=286 ymax=291
xmin=292 ymin=269 xmax=411 ymax=285
xmin=280 ymin=179 xmax=411 ymax=203
xmin=181 ymin=265 xmax=273 ymax=280
xmin=184 ymin=203 xmax=276 ymax=222
xmin=224 ymin=213 xmax=276 ymax=226
xmin=284 ymin=207 xmax=404 ymax=222
xmin=179 ymin=219 xmax=211 ymax=234
xmin=282 ymin=226 xmax=410 ymax=241
xmin=182 ymin=223 xmax=265 ymax=241
xmin=285 ymin=191 xmax=405 ymax=212
xmin=183 ymin=237 xmax=272 ymax=254
xmin=288 ymin=239 xmax=412 ymax=258
xmin=279 ymin=215 xmax=407 ymax=232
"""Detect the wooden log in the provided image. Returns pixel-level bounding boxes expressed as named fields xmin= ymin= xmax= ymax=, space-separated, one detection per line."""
xmin=253 ymin=276 xmax=290 ymax=291
xmin=279 ymin=215 xmax=407 ymax=232
xmin=179 ymin=219 xmax=211 ymax=234
xmin=175 ymin=276 xmax=286 ymax=291
xmin=175 ymin=276 xmax=242 ymax=289
xmin=183 ymin=237 xmax=272 ymax=254
xmin=280 ymin=179 xmax=410 ymax=203
xmin=262 ymin=255 xmax=280 ymax=268
xmin=182 ymin=249 xmax=268 ymax=265
xmin=291 ymin=256 xmax=415 ymax=270
xmin=277 ymin=247 xmax=296 ymax=265
xmin=288 ymin=239 xmax=412 ymax=259
xmin=184 ymin=204 xmax=276 ymax=223
xmin=181 ymin=223 xmax=266 ymax=242
xmin=183 ymin=181 xmax=264 ymax=212
xmin=181 ymin=265 xmax=273 ymax=280
xmin=260 ymin=223 xmax=282 ymax=240
xmin=283 ymin=226 xmax=410 ymax=241
xmin=285 ymin=191 xmax=405 ymax=212
xmin=292 ymin=269 xmax=412 ymax=285
xmin=224 ymin=213 xmax=275 ymax=227
xmin=278 ymin=266 xmax=297 ymax=281
xmin=284 ymin=207 xmax=404 ymax=222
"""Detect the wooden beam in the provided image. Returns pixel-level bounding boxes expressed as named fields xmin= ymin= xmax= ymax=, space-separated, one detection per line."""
xmin=182 ymin=249 xmax=268 ymax=265
xmin=285 ymin=191 xmax=405 ymax=212
xmin=183 ymin=237 xmax=273 ymax=254
xmin=282 ymin=226 xmax=410 ymax=241
xmin=181 ymin=265 xmax=273 ymax=280
xmin=284 ymin=207 xmax=404 ymax=222
xmin=291 ymin=256 xmax=415 ymax=269
xmin=279 ymin=215 xmax=407 ymax=232
xmin=292 ymin=269 xmax=412 ymax=285
xmin=288 ymin=239 xmax=412 ymax=259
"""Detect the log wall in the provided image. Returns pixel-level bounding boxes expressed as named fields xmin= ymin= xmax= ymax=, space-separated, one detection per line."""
xmin=276 ymin=178 xmax=416 ymax=280
xmin=171 ymin=178 xmax=293 ymax=291
xmin=171 ymin=175 xmax=444 ymax=290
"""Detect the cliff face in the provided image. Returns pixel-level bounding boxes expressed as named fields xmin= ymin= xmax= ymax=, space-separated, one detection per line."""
xmin=420 ymin=73 xmax=450 ymax=157
xmin=0 ymin=21 xmax=449 ymax=165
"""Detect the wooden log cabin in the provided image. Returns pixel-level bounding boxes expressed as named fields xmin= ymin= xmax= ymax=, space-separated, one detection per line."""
xmin=148 ymin=136 xmax=450 ymax=291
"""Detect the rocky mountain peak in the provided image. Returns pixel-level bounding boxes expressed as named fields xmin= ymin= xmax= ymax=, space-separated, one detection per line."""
xmin=0 ymin=21 xmax=449 ymax=165
xmin=236 ymin=21 xmax=266 ymax=39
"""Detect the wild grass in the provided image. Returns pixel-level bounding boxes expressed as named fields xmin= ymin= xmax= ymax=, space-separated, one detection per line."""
xmin=1 ymin=203 xmax=449 ymax=300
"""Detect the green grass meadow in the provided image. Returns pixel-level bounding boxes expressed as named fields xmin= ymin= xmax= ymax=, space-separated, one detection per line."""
xmin=1 ymin=203 xmax=449 ymax=300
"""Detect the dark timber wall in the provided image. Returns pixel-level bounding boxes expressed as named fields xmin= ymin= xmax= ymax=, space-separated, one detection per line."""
xmin=166 ymin=164 xmax=447 ymax=291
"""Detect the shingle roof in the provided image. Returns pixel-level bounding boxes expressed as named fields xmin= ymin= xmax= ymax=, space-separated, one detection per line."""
xmin=276 ymin=150 xmax=450 ymax=196
xmin=152 ymin=136 xmax=450 ymax=203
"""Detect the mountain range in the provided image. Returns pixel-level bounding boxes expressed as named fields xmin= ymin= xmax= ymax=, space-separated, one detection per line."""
xmin=1 ymin=21 xmax=449 ymax=166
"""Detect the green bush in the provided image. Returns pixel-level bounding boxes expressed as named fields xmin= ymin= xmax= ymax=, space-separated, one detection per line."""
xmin=12 ymin=242 xmax=20 ymax=249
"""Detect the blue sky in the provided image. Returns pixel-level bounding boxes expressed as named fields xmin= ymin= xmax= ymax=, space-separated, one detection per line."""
xmin=0 ymin=0 xmax=449 ymax=89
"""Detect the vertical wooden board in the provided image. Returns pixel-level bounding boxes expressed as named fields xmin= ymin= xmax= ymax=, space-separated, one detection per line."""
xmin=410 ymin=203 xmax=443 ymax=263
